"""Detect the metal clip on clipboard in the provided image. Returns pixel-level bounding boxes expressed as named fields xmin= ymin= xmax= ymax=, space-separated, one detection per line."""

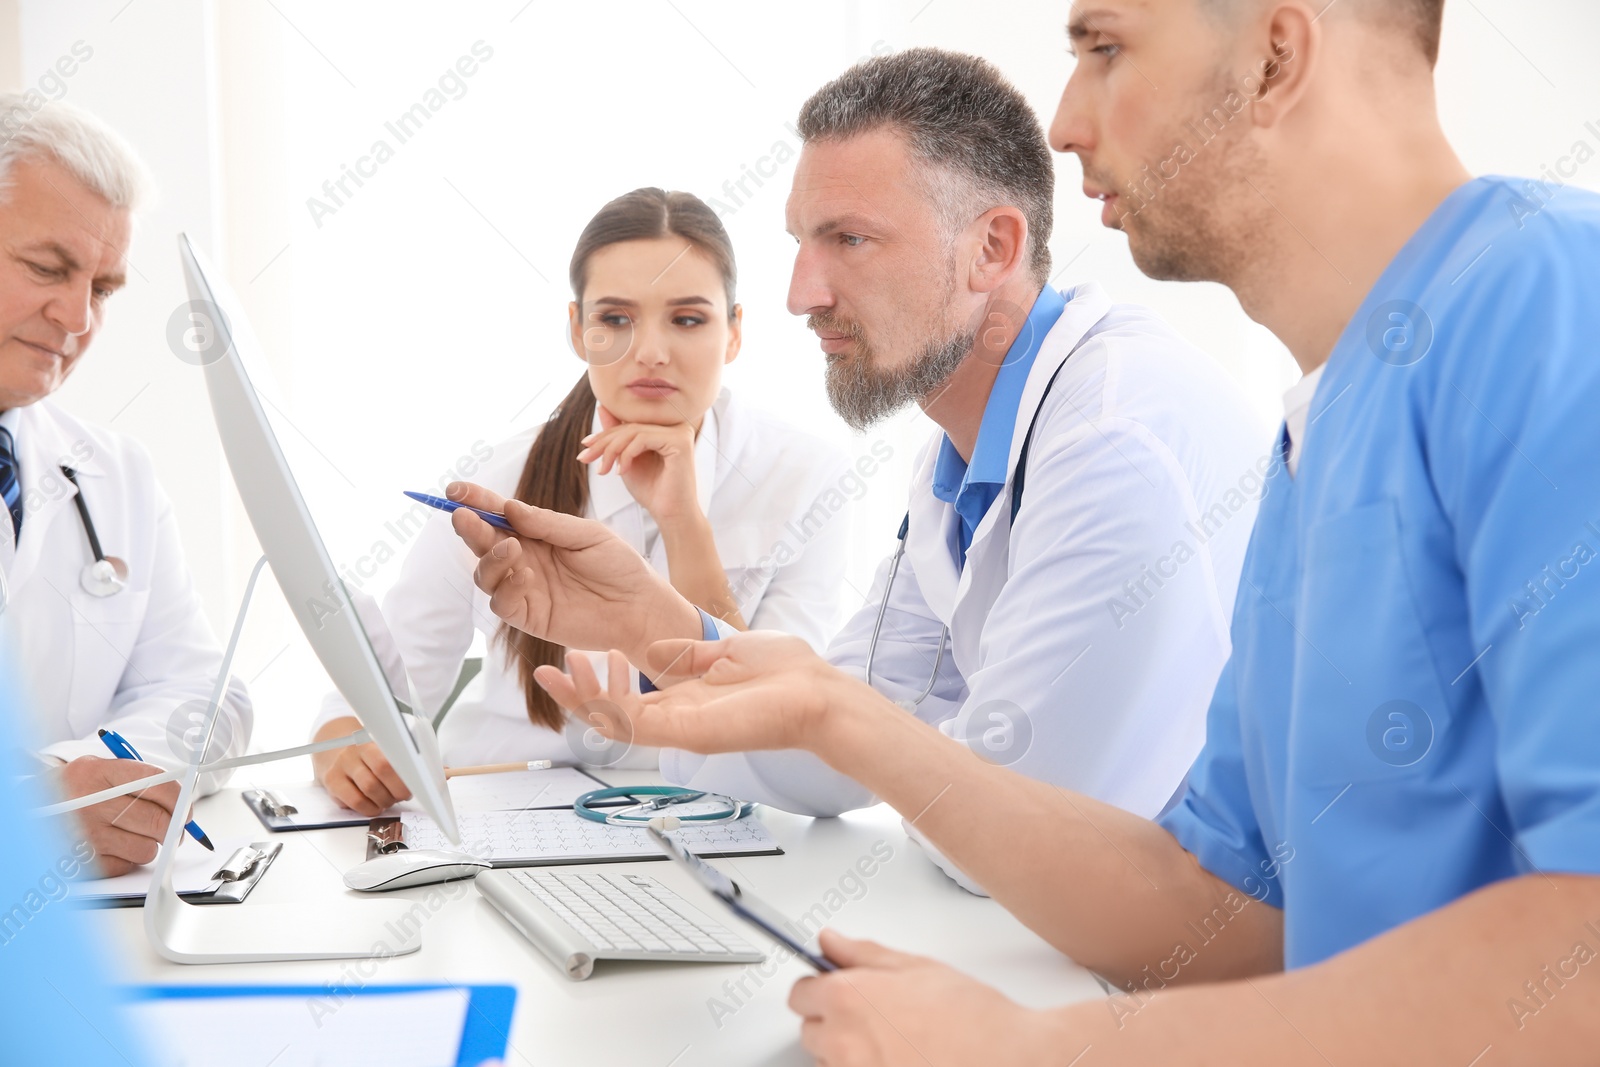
xmin=247 ymin=788 xmax=298 ymax=818
xmin=215 ymin=845 xmax=266 ymax=881
xmin=366 ymin=817 xmax=407 ymax=858
xmin=190 ymin=841 xmax=284 ymax=905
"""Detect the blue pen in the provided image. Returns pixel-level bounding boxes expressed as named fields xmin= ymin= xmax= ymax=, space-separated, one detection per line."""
xmin=404 ymin=490 xmax=515 ymax=531
xmin=97 ymin=728 xmax=215 ymax=851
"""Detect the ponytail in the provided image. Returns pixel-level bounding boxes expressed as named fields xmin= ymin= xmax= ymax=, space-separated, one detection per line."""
xmin=498 ymin=373 xmax=596 ymax=730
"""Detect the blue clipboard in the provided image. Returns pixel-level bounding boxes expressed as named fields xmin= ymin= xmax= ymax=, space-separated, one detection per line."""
xmin=127 ymin=983 xmax=516 ymax=1066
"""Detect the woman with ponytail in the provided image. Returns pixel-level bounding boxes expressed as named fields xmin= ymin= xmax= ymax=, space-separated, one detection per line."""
xmin=309 ymin=188 xmax=852 ymax=813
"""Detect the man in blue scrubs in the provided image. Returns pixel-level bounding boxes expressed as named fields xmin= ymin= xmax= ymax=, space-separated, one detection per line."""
xmin=507 ymin=0 xmax=1600 ymax=1062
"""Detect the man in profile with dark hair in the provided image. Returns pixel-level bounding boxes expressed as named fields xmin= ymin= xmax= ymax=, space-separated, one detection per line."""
xmin=461 ymin=0 xmax=1600 ymax=1062
xmin=451 ymin=46 xmax=1268 ymax=892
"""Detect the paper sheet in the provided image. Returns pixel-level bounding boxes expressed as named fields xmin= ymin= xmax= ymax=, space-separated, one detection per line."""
xmin=402 ymin=806 xmax=781 ymax=864
xmin=126 ymin=988 xmax=468 ymax=1067
xmin=443 ymin=765 xmax=607 ymax=812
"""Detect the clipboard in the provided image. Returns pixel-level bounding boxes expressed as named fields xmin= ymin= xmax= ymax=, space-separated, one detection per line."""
xmin=126 ymin=983 xmax=516 ymax=1067
xmin=72 ymin=840 xmax=283 ymax=908
xmin=242 ymin=786 xmax=369 ymax=831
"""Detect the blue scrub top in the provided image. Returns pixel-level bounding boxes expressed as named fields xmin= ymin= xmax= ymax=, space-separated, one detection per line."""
xmin=931 ymin=286 xmax=1067 ymax=567
xmin=1160 ymin=177 xmax=1600 ymax=968
xmin=0 ymin=679 xmax=148 ymax=1064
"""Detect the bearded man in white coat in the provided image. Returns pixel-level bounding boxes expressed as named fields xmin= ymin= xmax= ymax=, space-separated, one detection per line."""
xmin=450 ymin=51 xmax=1269 ymax=893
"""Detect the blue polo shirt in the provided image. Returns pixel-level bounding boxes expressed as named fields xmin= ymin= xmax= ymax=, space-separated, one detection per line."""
xmin=1159 ymin=177 xmax=1600 ymax=967
xmin=931 ymin=286 xmax=1066 ymax=568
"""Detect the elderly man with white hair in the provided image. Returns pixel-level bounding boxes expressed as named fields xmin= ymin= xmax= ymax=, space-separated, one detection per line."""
xmin=0 ymin=95 xmax=251 ymax=876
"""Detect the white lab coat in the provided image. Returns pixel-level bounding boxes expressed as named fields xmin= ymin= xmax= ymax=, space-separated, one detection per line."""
xmin=314 ymin=387 xmax=853 ymax=768
xmin=664 ymin=284 xmax=1272 ymax=833
xmin=0 ymin=399 xmax=252 ymax=792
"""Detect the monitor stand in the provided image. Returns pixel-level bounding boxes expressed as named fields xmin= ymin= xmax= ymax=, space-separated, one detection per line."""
xmin=143 ymin=556 xmax=440 ymax=964
xmin=143 ymin=788 xmax=425 ymax=963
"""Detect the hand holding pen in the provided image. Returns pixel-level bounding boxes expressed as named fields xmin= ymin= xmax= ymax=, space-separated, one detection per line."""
xmin=98 ymin=728 xmax=214 ymax=851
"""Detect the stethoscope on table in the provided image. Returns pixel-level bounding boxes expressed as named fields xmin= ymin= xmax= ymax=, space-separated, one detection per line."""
xmin=864 ymin=350 xmax=1074 ymax=709
xmin=574 ymin=786 xmax=753 ymax=827
xmin=62 ymin=466 xmax=129 ymax=597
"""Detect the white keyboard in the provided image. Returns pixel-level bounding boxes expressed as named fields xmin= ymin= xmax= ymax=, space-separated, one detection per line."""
xmin=400 ymin=808 xmax=779 ymax=864
xmin=475 ymin=867 xmax=765 ymax=980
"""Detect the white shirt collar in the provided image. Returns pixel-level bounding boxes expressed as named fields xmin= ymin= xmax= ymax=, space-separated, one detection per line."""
xmin=586 ymin=395 xmax=722 ymax=522
xmin=1283 ymin=363 xmax=1326 ymax=477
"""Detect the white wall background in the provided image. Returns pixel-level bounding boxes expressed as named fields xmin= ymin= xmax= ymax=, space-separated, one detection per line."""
xmin=6 ymin=0 xmax=1599 ymax=763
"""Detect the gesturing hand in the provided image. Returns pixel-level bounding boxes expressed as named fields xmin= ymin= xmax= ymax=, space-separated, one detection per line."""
xmin=578 ymin=406 xmax=700 ymax=524
xmin=446 ymin=481 xmax=701 ymax=663
xmin=533 ymin=648 xmax=645 ymax=760
xmin=541 ymin=630 xmax=866 ymax=757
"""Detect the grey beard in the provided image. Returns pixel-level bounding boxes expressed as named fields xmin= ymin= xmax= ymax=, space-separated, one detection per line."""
xmin=825 ymin=327 xmax=976 ymax=431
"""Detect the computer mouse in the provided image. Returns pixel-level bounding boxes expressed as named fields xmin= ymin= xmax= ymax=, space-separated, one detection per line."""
xmin=343 ymin=849 xmax=491 ymax=892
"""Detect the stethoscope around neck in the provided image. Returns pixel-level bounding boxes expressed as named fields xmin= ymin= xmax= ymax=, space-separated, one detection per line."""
xmin=862 ymin=340 xmax=1079 ymax=711
xmin=0 ymin=465 xmax=134 ymax=614
xmin=865 ymin=513 xmax=948 ymax=711
xmin=61 ymin=466 xmax=129 ymax=597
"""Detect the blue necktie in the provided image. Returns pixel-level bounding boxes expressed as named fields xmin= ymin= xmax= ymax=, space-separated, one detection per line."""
xmin=0 ymin=426 xmax=20 ymax=542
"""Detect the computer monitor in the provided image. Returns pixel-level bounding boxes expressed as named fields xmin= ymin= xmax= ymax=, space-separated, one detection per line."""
xmin=178 ymin=233 xmax=457 ymax=841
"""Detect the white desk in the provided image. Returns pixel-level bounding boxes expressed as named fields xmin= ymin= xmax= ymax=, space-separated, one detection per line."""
xmin=99 ymin=772 xmax=1105 ymax=1065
